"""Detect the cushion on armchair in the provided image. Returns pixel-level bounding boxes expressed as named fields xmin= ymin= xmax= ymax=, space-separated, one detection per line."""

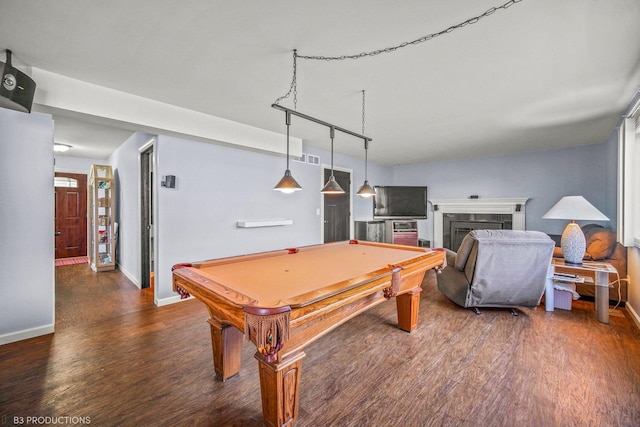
xmin=454 ymin=232 xmax=476 ymax=270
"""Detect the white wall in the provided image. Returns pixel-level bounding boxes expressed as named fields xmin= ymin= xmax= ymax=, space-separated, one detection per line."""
xmin=152 ymin=135 xmax=325 ymax=303
xmin=628 ymin=247 xmax=640 ymax=328
xmin=55 ymin=155 xmax=106 ymax=173
xmin=32 ymin=67 xmax=302 ymax=158
xmin=393 ymin=142 xmax=613 ymax=237
xmin=0 ymin=109 xmax=55 ymax=344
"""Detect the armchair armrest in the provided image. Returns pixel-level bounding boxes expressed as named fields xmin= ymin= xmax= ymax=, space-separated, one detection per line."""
xmin=437 ymin=262 xmax=471 ymax=308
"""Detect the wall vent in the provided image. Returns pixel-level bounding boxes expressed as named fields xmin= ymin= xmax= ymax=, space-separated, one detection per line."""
xmin=291 ymin=153 xmax=320 ymax=166
xmin=292 ymin=153 xmax=306 ymax=163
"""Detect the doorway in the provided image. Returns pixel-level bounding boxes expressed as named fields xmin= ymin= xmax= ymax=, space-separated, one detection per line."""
xmin=54 ymin=172 xmax=87 ymax=259
xmin=140 ymin=143 xmax=154 ymax=289
xmin=322 ymin=168 xmax=352 ymax=243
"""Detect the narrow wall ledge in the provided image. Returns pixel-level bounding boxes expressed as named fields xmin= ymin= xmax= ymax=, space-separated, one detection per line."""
xmin=236 ymin=219 xmax=293 ymax=228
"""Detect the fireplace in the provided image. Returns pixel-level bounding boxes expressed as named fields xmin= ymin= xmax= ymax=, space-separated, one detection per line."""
xmin=431 ymin=198 xmax=529 ymax=250
xmin=443 ymin=213 xmax=513 ymax=251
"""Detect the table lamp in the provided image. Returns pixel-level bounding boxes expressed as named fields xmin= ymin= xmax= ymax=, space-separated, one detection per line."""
xmin=542 ymin=196 xmax=609 ymax=264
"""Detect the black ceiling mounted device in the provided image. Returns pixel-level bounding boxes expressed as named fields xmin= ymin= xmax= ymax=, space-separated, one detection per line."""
xmin=0 ymin=49 xmax=36 ymax=113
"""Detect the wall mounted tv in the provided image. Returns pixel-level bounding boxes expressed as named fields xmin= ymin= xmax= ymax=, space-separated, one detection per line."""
xmin=373 ymin=186 xmax=428 ymax=219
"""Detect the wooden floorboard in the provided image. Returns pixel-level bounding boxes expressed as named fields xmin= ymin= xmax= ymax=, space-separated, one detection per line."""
xmin=1 ymin=266 xmax=639 ymax=426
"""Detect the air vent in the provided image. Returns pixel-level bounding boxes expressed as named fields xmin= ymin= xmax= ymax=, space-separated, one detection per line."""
xmin=292 ymin=153 xmax=306 ymax=163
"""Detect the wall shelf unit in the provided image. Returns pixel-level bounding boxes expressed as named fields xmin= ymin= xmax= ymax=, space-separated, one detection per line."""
xmin=88 ymin=164 xmax=116 ymax=272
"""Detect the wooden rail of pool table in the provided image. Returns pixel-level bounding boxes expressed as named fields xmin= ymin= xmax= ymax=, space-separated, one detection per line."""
xmin=172 ymin=243 xmax=445 ymax=426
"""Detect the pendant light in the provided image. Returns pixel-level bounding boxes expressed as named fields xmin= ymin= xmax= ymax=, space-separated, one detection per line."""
xmin=356 ymin=139 xmax=375 ymax=197
xmin=273 ymin=111 xmax=302 ymax=193
xmin=356 ymin=90 xmax=375 ymax=198
xmin=321 ymin=126 xmax=345 ymax=194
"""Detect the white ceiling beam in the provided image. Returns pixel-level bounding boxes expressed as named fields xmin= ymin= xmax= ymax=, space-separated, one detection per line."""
xmin=30 ymin=67 xmax=302 ymax=157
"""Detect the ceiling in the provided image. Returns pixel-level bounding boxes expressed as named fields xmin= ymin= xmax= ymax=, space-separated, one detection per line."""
xmin=1 ymin=0 xmax=640 ymax=166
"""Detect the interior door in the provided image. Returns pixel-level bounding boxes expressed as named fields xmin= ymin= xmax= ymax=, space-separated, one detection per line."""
xmin=54 ymin=172 xmax=87 ymax=258
xmin=323 ymin=169 xmax=351 ymax=243
xmin=140 ymin=147 xmax=153 ymax=289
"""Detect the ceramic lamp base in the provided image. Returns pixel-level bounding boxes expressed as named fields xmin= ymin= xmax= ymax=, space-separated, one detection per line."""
xmin=560 ymin=222 xmax=586 ymax=264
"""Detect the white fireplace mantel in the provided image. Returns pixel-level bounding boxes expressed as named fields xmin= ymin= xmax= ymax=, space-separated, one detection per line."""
xmin=431 ymin=197 xmax=530 ymax=248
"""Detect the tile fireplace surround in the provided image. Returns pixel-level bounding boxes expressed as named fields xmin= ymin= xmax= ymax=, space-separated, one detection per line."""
xmin=431 ymin=198 xmax=529 ymax=249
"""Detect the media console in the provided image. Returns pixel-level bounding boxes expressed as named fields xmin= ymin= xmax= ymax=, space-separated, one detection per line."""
xmin=385 ymin=219 xmax=418 ymax=246
xmin=355 ymin=220 xmax=419 ymax=246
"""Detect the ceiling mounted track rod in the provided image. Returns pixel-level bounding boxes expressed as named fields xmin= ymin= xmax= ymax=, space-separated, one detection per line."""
xmin=271 ymin=103 xmax=372 ymax=143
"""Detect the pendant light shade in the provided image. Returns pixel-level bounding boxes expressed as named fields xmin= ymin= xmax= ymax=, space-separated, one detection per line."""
xmin=274 ymin=112 xmax=302 ymax=193
xmin=274 ymin=169 xmax=302 ymax=193
xmin=321 ymin=126 xmax=345 ymax=194
xmin=356 ymin=180 xmax=375 ymax=197
xmin=321 ymin=175 xmax=345 ymax=194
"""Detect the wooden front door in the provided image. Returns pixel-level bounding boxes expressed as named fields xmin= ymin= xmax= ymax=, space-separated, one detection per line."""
xmin=323 ymin=169 xmax=351 ymax=243
xmin=55 ymin=172 xmax=88 ymax=258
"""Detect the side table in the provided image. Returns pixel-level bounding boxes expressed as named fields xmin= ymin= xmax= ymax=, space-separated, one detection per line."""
xmin=545 ymin=258 xmax=617 ymax=324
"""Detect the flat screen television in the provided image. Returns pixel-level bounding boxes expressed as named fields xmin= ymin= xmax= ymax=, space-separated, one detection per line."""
xmin=373 ymin=186 xmax=428 ymax=219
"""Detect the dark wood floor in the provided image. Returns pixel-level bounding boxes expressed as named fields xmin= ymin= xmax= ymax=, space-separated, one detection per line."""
xmin=1 ymin=265 xmax=639 ymax=427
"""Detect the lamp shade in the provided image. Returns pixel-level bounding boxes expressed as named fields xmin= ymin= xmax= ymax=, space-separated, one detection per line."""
xmin=542 ymin=196 xmax=609 ymax=221
xmin=321 ymin=175 xmax=345 ymax=194
xmin=542 ymin=196 xmax=609 ymax=264
xmin=356 ymin=180 xmax=375 ymax=198
xmin=273 ymin=169 xmax=302 ymax=193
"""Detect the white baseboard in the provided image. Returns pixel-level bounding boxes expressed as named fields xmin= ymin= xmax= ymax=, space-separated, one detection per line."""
xmin=117 ymin=263 xmax=141 ymax=289
xmin=0 ymin=324 xmax=54 ymax=346
xmin=626 ymin=301 xmax=640 ymax=331
xmin=156 ymin=294 xmax=189 ymax=306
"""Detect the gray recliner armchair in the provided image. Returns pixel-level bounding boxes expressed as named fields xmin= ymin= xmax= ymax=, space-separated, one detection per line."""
xmin=437 ymin=229 xmax=554 ymax=314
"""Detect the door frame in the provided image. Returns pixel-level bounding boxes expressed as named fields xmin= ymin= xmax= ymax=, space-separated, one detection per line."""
xmin=320 ymin=165 xmax=353 ymax=243
xmin=54 ymin=170 xmax=88 ymax=259
xmin=139 ymin=138 xmax=156 ymax=293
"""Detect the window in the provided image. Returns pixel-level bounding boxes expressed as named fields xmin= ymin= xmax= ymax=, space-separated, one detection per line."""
xmin=617 ymin=96 xmax=640 ymax=248
xmin=54 ymin=177 xmax=78 ymax=188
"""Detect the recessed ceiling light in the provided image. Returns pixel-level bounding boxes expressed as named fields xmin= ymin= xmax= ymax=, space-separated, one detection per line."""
xmin=53 ymin=143 xmax=72 ymax=152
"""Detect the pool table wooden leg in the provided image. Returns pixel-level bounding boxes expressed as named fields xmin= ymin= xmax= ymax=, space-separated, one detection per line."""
xmin=255 ymin=350 xmax=305 ymax=427
xmin=396 ymin=287 xmax=422 ymax=332
xmin=208 ymin=314 xmax=243 ymax=381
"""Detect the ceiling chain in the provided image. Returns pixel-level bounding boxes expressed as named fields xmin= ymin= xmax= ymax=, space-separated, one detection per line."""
xmin=273 ymin=0 xmax=524 ymax=106
xmin=297 ymin=0 xmax=524 ymax=61
xmin=273 ymin=49 xmax=298 ymax=108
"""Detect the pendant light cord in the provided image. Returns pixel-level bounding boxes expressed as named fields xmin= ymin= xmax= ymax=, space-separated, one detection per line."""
xmin=285 ymin=112 xmax=291 ymax=170
xmin=362 ymin=90 xmax=368 ymax=180
xmin=330 ymin=126 xmax=335 ymax=176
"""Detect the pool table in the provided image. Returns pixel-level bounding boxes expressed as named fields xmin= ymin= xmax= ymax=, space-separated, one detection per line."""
xmin=172 ymin=240 xmax=445 ymax=426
